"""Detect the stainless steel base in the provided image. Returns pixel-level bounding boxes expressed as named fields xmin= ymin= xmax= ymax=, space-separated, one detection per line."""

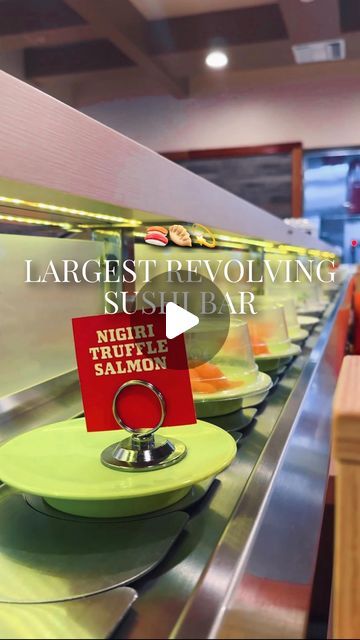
xmin=0 ymin=587 xmax=137 ymax=640
xmin=0 ymin=492 xmax=188 ymax=603
xmin=205 ymin=408 xmax=257 ymax=433
xmin=101 ymin=435 xmax=187 ymax=471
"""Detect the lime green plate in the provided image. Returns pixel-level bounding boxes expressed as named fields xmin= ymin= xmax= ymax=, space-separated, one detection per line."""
xmin=0 ymin=420 xmax=236 ymax=517
xmin=298 ymin=315 xmax=320 ymax=329
xmin=297 ymin=305 xmax=325 ymax=317
xmin=194 ymin=372 xmax=272 ymax=418
xmin=289 ymin=327 xmax=309 ymax=344
xmin=255 ymin=343 xmax=301 ymax=373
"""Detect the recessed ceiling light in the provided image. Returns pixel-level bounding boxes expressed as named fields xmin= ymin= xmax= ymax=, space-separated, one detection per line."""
xmin=300 ymin=0 xmax=315 ymax=3
xmin=205 ymin=50 xmax=228 ymax=69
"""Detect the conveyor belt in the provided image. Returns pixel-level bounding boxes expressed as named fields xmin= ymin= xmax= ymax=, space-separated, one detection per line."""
xmin=0 ymin=282 xmax=349 ymax=639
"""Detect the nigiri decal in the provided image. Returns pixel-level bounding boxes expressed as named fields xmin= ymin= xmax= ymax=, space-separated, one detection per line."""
xmin=144 ymin=223 xmax=216 ymax=248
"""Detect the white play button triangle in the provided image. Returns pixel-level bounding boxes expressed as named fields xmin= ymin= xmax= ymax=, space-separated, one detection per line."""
xmin=166 ymin=302 xmax=199 ymax=340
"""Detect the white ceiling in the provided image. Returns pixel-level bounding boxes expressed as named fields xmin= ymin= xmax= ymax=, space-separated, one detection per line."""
xmin=132 ymin=0 xmax=275 ymax=20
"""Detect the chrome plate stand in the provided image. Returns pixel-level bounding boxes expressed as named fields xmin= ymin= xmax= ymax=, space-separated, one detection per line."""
xmin=101 ymin=380 xmax=187 ymax=471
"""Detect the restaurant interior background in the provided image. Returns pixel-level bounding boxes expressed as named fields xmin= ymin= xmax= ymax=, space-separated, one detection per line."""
xmin=1 ymin=0 xmax=360 ymax=258
xmin=1 ymin=2 xmax=360 ymax=640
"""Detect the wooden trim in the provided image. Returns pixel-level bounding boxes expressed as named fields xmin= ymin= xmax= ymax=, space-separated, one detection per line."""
xmin=163 ymin=151 xmax=192 ymax=162
xmin=333 ymin=355 xmax=360 ymax=638
xmin=164 ymin=142 xmax=302 ymax=160
xmin=163 ymin=142 xmax=304 ymax=218
xmin=292 ymin=144 xmax=303 ymax=218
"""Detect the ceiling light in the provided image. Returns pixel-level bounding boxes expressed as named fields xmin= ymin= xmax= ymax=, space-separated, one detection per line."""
xmin=205 ymin=50 xmax=228 ymax=69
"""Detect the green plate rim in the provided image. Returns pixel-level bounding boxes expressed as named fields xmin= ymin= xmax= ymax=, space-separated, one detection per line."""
xmin=254 ymin=342 xmax=301 ymax=361
xmin=0 ymin=421 xmax=237 ymax=501
xmin=289 ymin=327 xmax=309 ymax=341
xmin=298 ymin=315 xmax=320 ymax=327
xmin=193 ymin=371 xmax=272 ymax=403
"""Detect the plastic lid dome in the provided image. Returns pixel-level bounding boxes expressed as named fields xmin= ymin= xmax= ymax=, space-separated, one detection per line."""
xmin=245 ymin=299 xmax=292 ymax=356
xmin=259 ymin=295 xmax=300 ymax=332
xmin=295 ymin=281 xmax=327 ymax=311
xmin=187 ymin=320 xmax=258 ymax=395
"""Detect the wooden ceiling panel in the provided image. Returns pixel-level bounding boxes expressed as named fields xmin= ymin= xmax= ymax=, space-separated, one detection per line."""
xmin=148 ymin=4 xmax=288 ymax=55
xmin=72 ymin=67 xmax=165 ymax=106
xmin=0 ymin=25 xmax=96 ymax=53
xmin=158 ymin=40 xmax=294 ymax=77
xmin=342 ymin=32 xmax=360 ymax=60
xmin=279 ymin=0 xmax=340 ymax=44
xmin=132 ymin=0 xmax=276 ymax=20
xmin=63 ymin=0 xmax=188 ymax=97
xmin=33 ymin=39 xmax=294 ymax=106
xmin=25 ymin=40 xmax=134 ymax=80
xmin=4 ymin=0 xmax=360 ymax=106
xmin=339 ymin=0 xmax=360 ymax=33
xmin=0 ymin=0 xmax=85 ymax=36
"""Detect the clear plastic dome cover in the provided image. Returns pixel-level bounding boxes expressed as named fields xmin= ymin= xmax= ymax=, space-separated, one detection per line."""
xmin=245 ymin=300 xmax=292 ymax=356
xmin=259 ymin=295 xmax=301 ymax=332
xmin=186 ymin=320 xmax=258 ymax=394
xmin=295 ymin=281 xmax=327 ymax=310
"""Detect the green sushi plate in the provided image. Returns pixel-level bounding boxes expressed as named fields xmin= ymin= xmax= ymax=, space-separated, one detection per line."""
xmin=298 ymin=315 xmax=320 ymax=329
xmin=0 ymin=420 xmax=236 ymax=518
xmin=289 ymin=327 xmax=309 ymax=345
xmin=194 ymin=372 xmax=272 ymax=418
xmin=297 ymin=305 xmax=326 ymax=318
xmin=255 ymin=343 xmax=301 ymax=373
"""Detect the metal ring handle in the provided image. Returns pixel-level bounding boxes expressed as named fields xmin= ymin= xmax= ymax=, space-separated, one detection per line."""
xmin=112 ymin=379 xmax=166 ymax=436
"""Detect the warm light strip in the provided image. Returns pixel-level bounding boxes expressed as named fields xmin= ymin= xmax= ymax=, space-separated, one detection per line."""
xmin=135 ymin=230 xmax=336 ymax=257
xmin=277 ymin=244 xmax=307 ymax=254
xmin=91 ymin=229 xmax=122 ymax=237
xmin=216 ymin=235 xmax=275 ymax=249
xmin=78 ymin=220 xmax=141 ymax=228
xmin=0 ymin=213 xmax=71 ymax=228
xmin=0 ymin=196 xmax=338 ymax=256
xmin=0 ymin=195 xmax=142 ymax=225
xmin=238 ymin=237 xmax=274 ymax=248
xmin=277 ymin=245 xmax=336 ymax=258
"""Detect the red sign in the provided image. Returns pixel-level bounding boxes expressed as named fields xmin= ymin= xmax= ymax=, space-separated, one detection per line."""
xmin=72 ymin=310 xmax=196 ymax=432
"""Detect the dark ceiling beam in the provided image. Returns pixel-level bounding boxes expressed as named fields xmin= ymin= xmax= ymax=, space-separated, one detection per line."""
xmin=147 ymin=3 xmax=288 ymax=55
xmin=0 ymin=25 xmax=96 ymax=52
xmin=63 ymin=0 xmax=188 ymax=98
xmin=278 ymin=0 xmax=341 ymax=44
xmin=339 ymin=0 xmax=360 ymax=33
xmin=25 ymin=40 xmax=134 ymax=81
xmin=0 ymin=0 xmax=84 ymax=35
xmin=0 ymin=0 xmax=95 ymax=51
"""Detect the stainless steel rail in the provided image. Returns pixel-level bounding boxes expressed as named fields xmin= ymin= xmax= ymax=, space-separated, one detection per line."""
xmin=0 ymin=370 xmax=82 ymax=442
xmin=116 ymin=280 xmax=350 ymax=640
